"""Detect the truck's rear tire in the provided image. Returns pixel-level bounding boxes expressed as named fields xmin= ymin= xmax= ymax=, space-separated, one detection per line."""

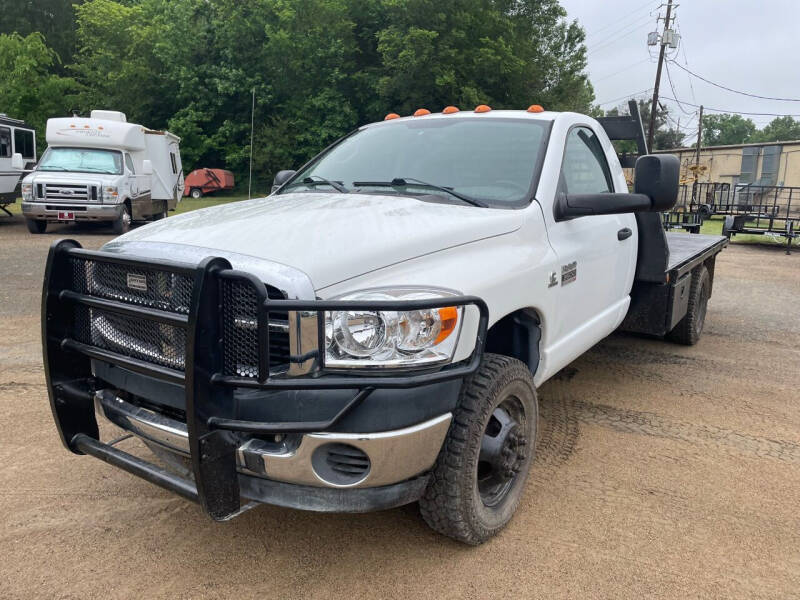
xmin=150 ymin=201 xmax=168 ymax=221
xmin=112 ymin=204 xmax=132 ymax=235
xmin=190 ymin=188 xmax=203 ymax=199
xmin=666 ymin=264 xmax=710 ymax=346
xmin=25 ymin=218 xmax=47 ymax=234
xmin=419 ymin=354 xmax=537 ymax=545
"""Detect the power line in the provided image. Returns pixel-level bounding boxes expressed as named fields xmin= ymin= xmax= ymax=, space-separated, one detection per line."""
xmin=597 ymin=88 xmax=653 ymax=107
xmin=584 ymin=0 xmax=660 ymax=39
xmin=589 ymin=19 xmax=653 ymax=55
xmin=664 ymin=61 xmax=694 ymax=116
xmin=592 ymin=57 xmax=652 ymax=84
xmin=660 ymin=95 xmax=800 ymax=117
xmin=586 ymin=13 xmax=653 ymax=51
xmin=669 ymin=60 xmax=800 ymax=102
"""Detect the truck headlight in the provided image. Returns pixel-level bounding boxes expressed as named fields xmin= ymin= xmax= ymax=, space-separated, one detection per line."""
xmin=324 ymin=288 xmax=462 ymax=369
xmin=21 ymin=183 xmax=33 ymax=201
xmin=102 ymin=186 xmax=119 ymax=201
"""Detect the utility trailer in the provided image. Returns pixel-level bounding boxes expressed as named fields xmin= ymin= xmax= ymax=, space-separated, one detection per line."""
xmin=662 ymin=184 xmax=702 ymax=234
xmin=184 ymin=168 xmax=234 ymax=199
xmin=718 ymin=184 xmax=800 ymax=254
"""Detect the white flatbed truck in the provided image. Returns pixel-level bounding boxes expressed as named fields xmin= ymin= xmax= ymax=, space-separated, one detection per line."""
xmin=41 ymin=105 xmax=727 ymax=544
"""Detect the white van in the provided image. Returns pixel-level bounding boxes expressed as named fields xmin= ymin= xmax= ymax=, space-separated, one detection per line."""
xmin=0 ymin=114 xmax=36 ymax=216
xmin=21 ymin=110 xmax=183 ymax=234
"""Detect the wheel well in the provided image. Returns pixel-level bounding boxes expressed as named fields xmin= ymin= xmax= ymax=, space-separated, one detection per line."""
xmin=484 ymin=309 xmax=542 ymax=376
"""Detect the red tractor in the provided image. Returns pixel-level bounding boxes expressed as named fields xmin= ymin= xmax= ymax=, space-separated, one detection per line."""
xmin=183 ymin=168 xmax=235 ymax=198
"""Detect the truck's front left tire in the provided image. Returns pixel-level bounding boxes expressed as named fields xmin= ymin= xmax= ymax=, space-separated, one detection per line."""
xmin=25 ymin=218 xmax=47 ymax=234
xmin=420 ymin=354 xmax=537 ymax=545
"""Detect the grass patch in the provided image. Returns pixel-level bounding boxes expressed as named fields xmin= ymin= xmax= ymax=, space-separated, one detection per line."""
xmin=697 ymin=216 xmax=793 ymax=248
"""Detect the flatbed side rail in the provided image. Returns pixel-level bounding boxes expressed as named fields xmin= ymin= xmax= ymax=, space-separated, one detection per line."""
xmin=42 ymin=240 xmax=489 ymax=520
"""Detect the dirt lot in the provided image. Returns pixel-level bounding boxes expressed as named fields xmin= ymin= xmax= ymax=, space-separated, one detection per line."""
xmin=1 ymin=213 xmax=799 ymax=599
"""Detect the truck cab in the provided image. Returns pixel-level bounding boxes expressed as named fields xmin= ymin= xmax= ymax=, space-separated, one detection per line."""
xmin=21 ymin=110 xmax=183 ymax=234
xmin=40 ymin=106 xmax=726 ymax=545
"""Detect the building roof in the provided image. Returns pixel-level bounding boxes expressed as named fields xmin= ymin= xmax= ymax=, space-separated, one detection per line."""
xmin=659 ymin=139 xmax=800 ymax=153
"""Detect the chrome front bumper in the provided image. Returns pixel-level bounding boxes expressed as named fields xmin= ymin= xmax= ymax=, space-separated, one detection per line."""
xmin=22 ymin=201 xmax=122 ymax=221
xmin=95 ymin=391 xmax=451 ymax=490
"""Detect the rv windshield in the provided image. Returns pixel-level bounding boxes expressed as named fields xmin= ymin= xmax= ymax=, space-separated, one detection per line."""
xmin=38 ymin=147 xmax=123 ymax=175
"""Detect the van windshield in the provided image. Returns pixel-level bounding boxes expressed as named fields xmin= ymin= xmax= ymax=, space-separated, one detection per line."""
xmin=281 ymin=118 xmax=550 ymax=207
xmin=38 ymin=147 xmax=123 ymax=175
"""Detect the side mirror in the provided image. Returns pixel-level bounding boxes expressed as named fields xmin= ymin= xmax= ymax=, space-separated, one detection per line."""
xmin=141 ymin=159 xmax=153 ymax=175
xmin=11 ymin=153 xmax=24 ymax=171
xmin=633 ymin=154 xmax=679 ymax=211
xmin=271 ymin=169 xmax=296 ymax=193
xmin=554 ymin=153 xmax=680 ymax=221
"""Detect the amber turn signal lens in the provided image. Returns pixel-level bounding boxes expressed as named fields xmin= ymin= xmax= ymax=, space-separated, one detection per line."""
xmin=527 ymin=104 xmax=544 ymax=113
xmin=474 ymin=104 xmax=492 ymax=113
xmin=413 ymin=108 xmax=431 ymax=117
xmin=384 ymin=113 xmax=400 ymax=120
xmin=434 ymin=306 xmax=459 ymax=345
xmin=442 ymin=106 xmax=460 ymax=114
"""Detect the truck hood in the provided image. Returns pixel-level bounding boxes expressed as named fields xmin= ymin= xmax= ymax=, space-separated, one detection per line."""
xmin=24 ymin=170 xmax=114 ymax=185
xmin=109 ymin=192 xmax=523 ymax=289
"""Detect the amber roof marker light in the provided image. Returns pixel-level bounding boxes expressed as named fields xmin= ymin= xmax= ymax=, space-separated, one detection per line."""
xmin=474 ymin=105 xmax=492 ymax=113
xmin=384 ymin=113 xmax=400 ymax=121
xmin=413 ymin=108 xmax=431 ymax=117
xmin=527 ymin=104 xmax=544 ymax=113
xmin=442 ymin=106 xmax=460 ymax=114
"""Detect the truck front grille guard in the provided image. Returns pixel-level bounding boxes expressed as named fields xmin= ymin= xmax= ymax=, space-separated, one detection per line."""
xmin=42 ymin=240 xmax=489 ymax=520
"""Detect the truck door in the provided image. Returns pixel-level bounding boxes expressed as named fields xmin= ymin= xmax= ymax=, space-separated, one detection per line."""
xmin=543 ymin=125 xmax=637 ymax=350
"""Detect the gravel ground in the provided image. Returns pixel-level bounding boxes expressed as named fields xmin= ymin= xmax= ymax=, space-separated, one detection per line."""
xmin=1 ymin=214 xmax=799 ymax=599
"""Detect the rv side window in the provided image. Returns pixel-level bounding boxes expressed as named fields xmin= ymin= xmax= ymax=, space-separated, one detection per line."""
xmin=170 ymin=152 xmax=177 ymax=174
xmin=125 ymin=154 xmax=135 ymax=174
xmin=13 ymin=129 xmax=35 ymax=159
xmin=0 ymin=127 xmax=10 ymax=158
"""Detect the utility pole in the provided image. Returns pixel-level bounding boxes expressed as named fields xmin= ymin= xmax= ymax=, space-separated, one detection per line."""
xmin=694 ymin=105 xmax=704 ymax=166
xmin=646 ymin=0 xmax=674 ymax=152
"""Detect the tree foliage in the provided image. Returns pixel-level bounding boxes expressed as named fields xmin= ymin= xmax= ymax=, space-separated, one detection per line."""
xmin=701 ymin=113 xmax=757 ymax=147
xmin=2 ymin=0 xmax=597 ymax=187
xmin=749 ymin=116 xmax=800 ymax=143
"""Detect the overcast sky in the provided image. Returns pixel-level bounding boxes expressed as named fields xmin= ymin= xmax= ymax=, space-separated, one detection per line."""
xmin=559 ymin=0 xmax=800 ymax=142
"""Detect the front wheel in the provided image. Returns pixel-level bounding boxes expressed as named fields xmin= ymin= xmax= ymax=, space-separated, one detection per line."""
xmin=420 ymin=354 xmax=537 ymax=545
xmin=25 ymin=218 xmax=47 ymax=234
xmin=112 ymin=204 xmax=132 ymax=235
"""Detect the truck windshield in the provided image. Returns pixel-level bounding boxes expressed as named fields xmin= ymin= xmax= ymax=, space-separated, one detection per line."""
xmin=282 ymin=118 xmax=549 ymax=207
xmin=37 ymin=147 xmax=123 ymax=175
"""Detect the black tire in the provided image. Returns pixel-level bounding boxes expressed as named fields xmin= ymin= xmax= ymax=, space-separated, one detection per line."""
xmin=190 ymin=188 xmax=202 ymax=199
xmin=420 ymin=354 xmax=537 ymax=545
xmin=150 ymin=201 xmax=168 ymax=221
xmin=112 ymin=203 xmax=132 ymax=235
xmin=25 ymin=218 xmax=47 ymax=234
xmin=666 ymin=264 xmax=710 ymax=346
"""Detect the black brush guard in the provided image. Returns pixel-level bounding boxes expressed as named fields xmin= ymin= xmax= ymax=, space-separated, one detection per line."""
xmin=42 ymin=240 xmax=489 ymax=520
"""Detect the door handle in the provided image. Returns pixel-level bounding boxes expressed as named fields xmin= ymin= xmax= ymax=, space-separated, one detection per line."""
xmin=617 ymin=227 xmax=632 ymax=241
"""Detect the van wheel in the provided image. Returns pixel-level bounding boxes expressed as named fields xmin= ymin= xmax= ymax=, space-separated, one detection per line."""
xmin=25 ymin=218 xmax=47 ymax=234
xmin=151 ymin=202 xmax=167 ymax=221
xmin=419 ymin=354 xmax=537 ymax=545
xmin=190 ymin=188 xmax=202 ymax=199
xmin=112 ymin=204 xmax=132 ymax=235
xmin=666 ymin=265 xmax=710 ymax=346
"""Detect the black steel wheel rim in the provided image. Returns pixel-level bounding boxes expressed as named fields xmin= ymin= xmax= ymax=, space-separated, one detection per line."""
xmin=477 ymin=395 xmax=528 ymax=507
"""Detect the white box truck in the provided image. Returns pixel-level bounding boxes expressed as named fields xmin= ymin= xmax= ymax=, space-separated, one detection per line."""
xmin=0 ymin=114 xmax=36 ymax=216
xmin=21 ymin=110 xmax=183 ymax=234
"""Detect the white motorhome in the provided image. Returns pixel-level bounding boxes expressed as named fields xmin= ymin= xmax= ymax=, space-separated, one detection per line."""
xmin=0 ymin=114 xmax=36 ymax=216
xmin=21 ymin=110 xmax=183 ymax=234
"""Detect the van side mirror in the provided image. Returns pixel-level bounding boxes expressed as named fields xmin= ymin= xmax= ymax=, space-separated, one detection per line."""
xmin=272 ymin=169 xmax=296 ymax=193
xmin=142 ymin=160 xmax=153 ymax=175
xmin=633 ymin=154 xmax=679 ymax=211
xmin=554 ymin=153 xmax=680 ymax=221
xmin=11 ymin=153 xmax=24 ymax=171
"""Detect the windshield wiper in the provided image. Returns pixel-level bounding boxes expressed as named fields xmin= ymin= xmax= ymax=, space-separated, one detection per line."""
xmin=286 ymin=175 xmax=348 ymax=193
xmin=37 ymin=166 xmax=68 ymax=172
xmin=352 ymin=177 xmax=487 ymax=207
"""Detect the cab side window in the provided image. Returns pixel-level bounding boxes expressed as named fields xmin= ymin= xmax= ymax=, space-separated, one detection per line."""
xmin=560 ymin=127 xmax=613 ymax=194
xmin=125 ymin=154 xmax=135 ymax=174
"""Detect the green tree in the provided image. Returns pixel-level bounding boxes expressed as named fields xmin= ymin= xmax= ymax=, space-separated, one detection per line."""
xmin=750 ymin=116 xmax=800 ymax=143
xmin=701 ymin=113 xmax=756 ymax=146
xmin=0 ymin=32 xmax=76 ymax=152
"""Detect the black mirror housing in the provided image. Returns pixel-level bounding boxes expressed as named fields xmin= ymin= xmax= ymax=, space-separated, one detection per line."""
xmin=634 ymin=154 xmax=679 ymax=211
xmin=555 ymin=192 xmax=651 ymax=221
xmin=271 ymin=169 xmax=296 ymax=193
